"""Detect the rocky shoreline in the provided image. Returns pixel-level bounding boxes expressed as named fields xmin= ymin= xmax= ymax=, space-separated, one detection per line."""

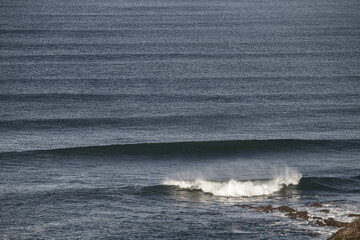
xmin=239 ymin=202 xmax=360 ymax=239
xmin=328 ymin=217 xmax=360 ymax=240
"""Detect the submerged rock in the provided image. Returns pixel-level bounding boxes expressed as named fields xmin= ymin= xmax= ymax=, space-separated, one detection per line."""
xmin=285 ymin=211 xmax=310 ymax=221
xmin=316 ymin=220 xmax=327 ymax=227
xmin=254 ymin=206 xmax=265 ymax=212
xmin=315 ymin=218 xmax=349 ymax=228
xmin=263 ymin=205 xmax=274 ymax=213
xmin=249 ymin=203 xmax=359 ymax=239
xmin=297 ymin=211 xmax=310 ymax=221
xmin=309 ymin=232 xmax=321 ymax=237
xmin=311 ymin=203 xmax=323 ymax=208
xmin=254 ymin=205 xmax=274 ymax=213
xmin=324 ymin=218 xmax=349 ymax=228
xmin=276 ymin=205 xmax=296 ymax=213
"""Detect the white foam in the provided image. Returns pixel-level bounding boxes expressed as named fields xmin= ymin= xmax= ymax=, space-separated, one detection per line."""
xmin=163 ymin=167 xmax=301 ymax=197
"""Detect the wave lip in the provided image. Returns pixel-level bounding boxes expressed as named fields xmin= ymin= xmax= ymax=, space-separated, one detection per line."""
xmin=163 ymin=169 xmax=302 ymax=197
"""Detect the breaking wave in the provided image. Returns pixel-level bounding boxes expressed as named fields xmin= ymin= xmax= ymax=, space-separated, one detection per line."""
xmin=163 ymin=168 xmax=302 ymax=197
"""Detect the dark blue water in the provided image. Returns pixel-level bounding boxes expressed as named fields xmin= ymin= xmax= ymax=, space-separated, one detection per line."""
xmin=1 ymin=0 xmax=360 ymax=239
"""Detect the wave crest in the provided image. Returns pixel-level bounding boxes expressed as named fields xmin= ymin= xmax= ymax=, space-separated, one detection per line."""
xmin=163 ymin=168 xmax=302 ymax=197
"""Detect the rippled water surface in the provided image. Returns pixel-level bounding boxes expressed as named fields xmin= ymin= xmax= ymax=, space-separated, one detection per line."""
xmin=1 ymin=0 xmax=360 ymax=239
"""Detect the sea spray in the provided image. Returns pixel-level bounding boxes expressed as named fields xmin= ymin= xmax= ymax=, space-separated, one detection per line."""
xmin=163 ymin=167 xmax=302 ymax=197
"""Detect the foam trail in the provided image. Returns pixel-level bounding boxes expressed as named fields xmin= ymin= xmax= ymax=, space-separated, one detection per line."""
xmin=163 ymin=167 xmax=301 ymax=197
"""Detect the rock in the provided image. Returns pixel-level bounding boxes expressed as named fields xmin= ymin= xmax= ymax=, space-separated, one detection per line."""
xmin=263 ymin=205 xmax=274 ymax=213
xmin=315 ymin=218 xmax=349 ymax=228
xmin=321 ymin=209 xmax=330 ymax=214
xmin=285 ymin=212 xmax=297 ymax=218
xmin=285 ymin=211 xmax=309 ymax=221
xmin=313 ymin=216 xmax=323 ymax=220
xmin=324 ymin=218 xmax=349 ymax=228
xmin=328 ymin=217 xmax=360 ymax=240
xmin=254 ymin=205 xmax=274 ymax=213
xmin=276 ymin=205 xmax=297 ymax=213
xmin=324 ymin=218 xmax=337 ymax=227
xmin=254 ymin=206 xmax=265 ymax=212
xmin=297 ymin=211 xmax=310 ymax=221
xmin=309 ymin=232 xmax=321 ymax=237
xmin=315 ymin=220 xmax=326 ymax=227
xmin=311 ymin=203 xmax=323 ymax=208
xmin=348 ymin=214 xmax=360 ymax=217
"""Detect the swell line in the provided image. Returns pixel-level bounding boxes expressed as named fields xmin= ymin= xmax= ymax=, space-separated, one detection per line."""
xmin=2 ymin=139 xmax=359 ymax=156
xmin=298 ymin=176 xmax=360 ymax=193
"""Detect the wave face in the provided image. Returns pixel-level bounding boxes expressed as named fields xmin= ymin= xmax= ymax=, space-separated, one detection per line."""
xmin=298 ymin=175 xmax=360 ymax=193
xmin=163 ymin=167 xmax=302 ymax=197
xmin=4 ymin=138 xmax=359 ymax=156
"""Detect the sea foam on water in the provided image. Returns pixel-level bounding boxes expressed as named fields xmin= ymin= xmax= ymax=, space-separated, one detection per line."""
xmin=163 ymin=167 xmax=302 ymax=197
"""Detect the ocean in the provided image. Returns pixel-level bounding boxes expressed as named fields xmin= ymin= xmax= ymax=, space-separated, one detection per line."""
xmin=1 ymin=0 xmax=360 ymax=239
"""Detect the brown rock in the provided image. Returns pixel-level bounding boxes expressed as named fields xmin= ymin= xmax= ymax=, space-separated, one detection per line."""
xmin=263 ymin=205 xmax=274 ymax=213
xmin=254 ymin=205 xmax=274 ymax=213
xmin=324 ymin=218 xmax=337 ymax=227
xmin=285 ymin=212 xmax=297 ymax=218
xmin=324 ymin=218 xmax=349 ymax=228
xmin=276 ymin=205 xmax=297 ymax=213
xmin=254 ymin=206 xmax=265 ymax=212
xmin=321 ymin=209 xmax=330 ymax=214
xmin=297 ymin=211 xmax=310 ymax=221
xmin=309 ymin=232 xmax=321 ymax=237
xmin=316 ymin=220 xmax=326 ymax=227
xmin=313 ymin=216 xmax=323 ymax=220
xmin=285 ymin=211 xmax=309 ymax=221
xmin=348 ymin=214 xmax=360 ymax=217
xmin=311 ymin=202 xmax=323 ymax=208
xmin=328 ymin=217 xmax=360 ymax=240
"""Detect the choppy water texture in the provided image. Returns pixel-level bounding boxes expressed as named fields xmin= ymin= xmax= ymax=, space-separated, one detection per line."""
xmin=1 ymin=0 xmax=360 ymax=239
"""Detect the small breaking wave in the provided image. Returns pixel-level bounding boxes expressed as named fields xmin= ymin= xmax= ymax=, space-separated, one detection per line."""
xmin=163 ymin=168 xmax=301 ymax=197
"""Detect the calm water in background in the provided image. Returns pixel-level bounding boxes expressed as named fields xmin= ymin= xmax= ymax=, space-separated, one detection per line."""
xmin=1 ymin=0 xmax=360 ymax=239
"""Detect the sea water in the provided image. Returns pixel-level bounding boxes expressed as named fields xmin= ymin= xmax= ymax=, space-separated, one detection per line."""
xmin=1 ymin=0 xmax=360 ymax=239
